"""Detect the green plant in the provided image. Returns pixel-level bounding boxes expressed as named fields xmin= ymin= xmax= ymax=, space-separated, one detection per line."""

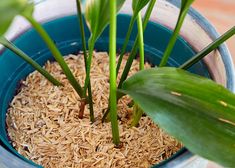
xmin=1 ymin=0 xmax=235 ymax=167
xmin=76 ymin=0 xmax=94 ymax=121
xmin=116 ymin=0 xmax=150 ymax=75
xmin=0 ymin=37 xmax=62 ymax=86
xmin=159 ymin=0 xmax=195 ymax=67
xmin=0 ymin=0 xmax=87 ymax=111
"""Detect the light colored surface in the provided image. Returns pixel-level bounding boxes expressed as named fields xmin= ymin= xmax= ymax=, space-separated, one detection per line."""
xmin=193 ymin=0 xmax=235 ymax=65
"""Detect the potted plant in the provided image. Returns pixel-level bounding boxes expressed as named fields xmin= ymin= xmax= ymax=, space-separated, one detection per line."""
xmin=0 ymin=0 xmax=234 ymax=167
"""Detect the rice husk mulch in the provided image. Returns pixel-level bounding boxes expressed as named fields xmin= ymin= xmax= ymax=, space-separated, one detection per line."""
xmin=6 ymin=52 xmax=182 ymax=168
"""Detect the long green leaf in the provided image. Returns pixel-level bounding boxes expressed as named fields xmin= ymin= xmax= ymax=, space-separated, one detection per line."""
xmin=121 ymin=67 xmax=235 ymax=167
xmin=22 ymin=15 xmax=85 ymax=99
xmin=0 ymin=0 xmax=33 ymax=35
xmin=180 ymin=26 xmax=235 ymax=69
xmin=0 ymin=37 xmax=62 ymax=86
xmin=159 ymin=0 xmax=195 ymax=67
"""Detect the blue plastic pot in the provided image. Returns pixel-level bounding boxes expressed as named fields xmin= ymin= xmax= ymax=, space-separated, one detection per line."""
xmin=0 ymin=12 xmax=234 ymax=168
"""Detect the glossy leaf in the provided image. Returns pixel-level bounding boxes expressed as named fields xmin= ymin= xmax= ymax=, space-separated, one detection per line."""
xmin=121 ymin=67 xmax=235 ymax=167
xmin=84 ymin=0 xmax=125 ymax=42
xmin=132 ymin=0 xmax=150 ymax=16
xmin=0 ymin=0 xmax=34 ymax=35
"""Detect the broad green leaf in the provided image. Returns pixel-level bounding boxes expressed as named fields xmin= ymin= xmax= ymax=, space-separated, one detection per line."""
xmin=84 ymin=0 xmax=125 ymax=42
xmin=0 ymin=0 xmax=34 ymax=35
xmin=132 ymin=0 xmax=150 ymax=16
xmin=121 ymin=67 xmax=235 ymax=167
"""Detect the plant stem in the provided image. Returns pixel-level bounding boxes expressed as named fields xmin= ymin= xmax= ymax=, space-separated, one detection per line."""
xmin=131 ymin=12 xmax=145 ymax=127
xmin=118 ymin=0 xmax=156 ymax=89
xmin=106 ymin=14 xmax=136 ymax=122
xmin=0 ymin=37 xmax=62 ymax=86
xmin=83 ymin=39 xmax=94 ymax=97
xmin=137 ymin=12 xmax=144 ymax=70
xmin=180 ymin=26 xmax=235 ymax=69
xmin=23 ymin=15 xmax=85 ymax=99
xmin=102 ymin=0 xmax=156 ymax=122
xmin=76 ymin=0 xmax=88 ymax=65
xmin=107 ymin=13 xmax=137 ymax=122
xmin=116 ymin=16 xmax=136 ymax=76
xmin=76 ymin=0 xmax=94 ymax=122
xmin=131 ymin=104 xmax=143 ymax=127
xmin=159 ymin=5 xmax=190 ymax=67
xmin=109 ymin=0 xmax=120 ymax=146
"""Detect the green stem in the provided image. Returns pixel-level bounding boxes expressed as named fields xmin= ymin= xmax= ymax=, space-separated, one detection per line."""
xmin=116 ymin=16 xmax=136 ymax=76
xmin=118 ymin=0 xmax=156 ymax=89
xmin=180 ymin=26 xmax=235 ymax=69
xmin=23 ymin=15 xmax=85 ymax=99
xmin=0 ymin=37 xmax=62 ymax=86
xmin=109 ymin=0 xmax=120 ymax=146
xmin=76 ymin=0 xmax=87 ymax=62
xmin=131 ymin=104 xmax=143 ymax=127
xmin=131 ymin=12 xmax=145 ymax=127
xmin=83 ymin=38 xmax=94 ymax=96
xmin=106 ymin=13 xmax=136 ymax=123
xmin=159 ymin=6 xmax=190 ymax=67
xmin=102 ymin=0 xmax=156 ymax=122
xmin=137 ymin=12 xmax=144 ymax=70
xmin=76 ymin=0 xmax=94 ymax=122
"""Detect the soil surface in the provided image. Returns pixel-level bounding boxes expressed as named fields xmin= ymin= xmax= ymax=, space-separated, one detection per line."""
xmin=6 ymin=52 xmax=182 ymax=168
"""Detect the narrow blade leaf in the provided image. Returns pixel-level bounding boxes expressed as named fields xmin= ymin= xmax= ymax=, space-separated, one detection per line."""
xmin=0 ymin=0 xmax=34 ymax=35
xmin=159 ymin=0 xmax=195 ymax=67
xmin=0 ymin=37 xmax=62 ymax=86
xmin=121 ymin=67 xmax=235 ymax=167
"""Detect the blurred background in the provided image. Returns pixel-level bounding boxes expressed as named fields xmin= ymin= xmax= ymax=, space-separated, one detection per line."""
xmin=193 ymin=0 xmax=235 ymax=65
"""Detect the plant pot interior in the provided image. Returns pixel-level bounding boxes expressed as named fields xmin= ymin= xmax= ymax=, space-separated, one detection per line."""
xmin=0 ymin=14 xmax=210 ymax=167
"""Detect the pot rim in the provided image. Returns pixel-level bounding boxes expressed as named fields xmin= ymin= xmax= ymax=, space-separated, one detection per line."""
xmin=170 ymin=0 xmax=235 ymax=93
